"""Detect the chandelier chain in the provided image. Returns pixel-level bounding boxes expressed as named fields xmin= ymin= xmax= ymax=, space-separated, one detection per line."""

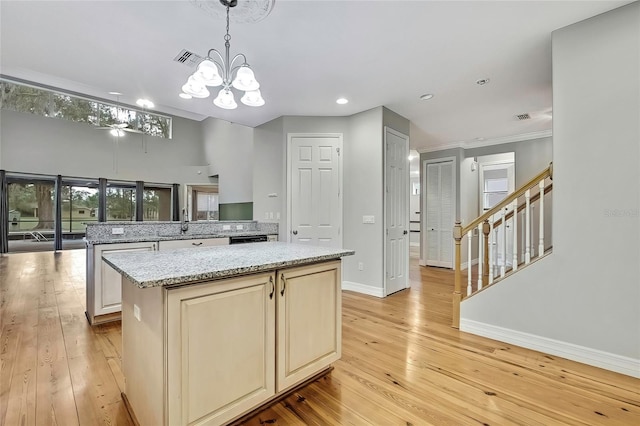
xmin=224 ymin=4 xmax=231 ymax=44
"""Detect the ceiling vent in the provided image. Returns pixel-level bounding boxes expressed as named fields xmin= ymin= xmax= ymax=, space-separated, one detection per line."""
xmin=173 ymin=49 xmax=203 ymax=68
xmin=516 ymin=113 xmax=531 ymax=120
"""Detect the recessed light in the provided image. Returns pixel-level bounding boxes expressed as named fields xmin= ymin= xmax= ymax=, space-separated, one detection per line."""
xmin=136 ymin=99 xmax=154 ymax=109
xmin=476 ymin=78 xmax=490 ymax=86
xmin=108 ymin=91 xmax=123 ymax=95
xmin=419 ymin=93 xmax=434 ymax=100
xmin=179 ymin=93 xmax=193 ymax=99
xmin=336 ymin=98 xmax=348 ymax=105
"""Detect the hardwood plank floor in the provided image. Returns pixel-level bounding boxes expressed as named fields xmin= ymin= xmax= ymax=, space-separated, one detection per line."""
xmin=1 ymin=249 xmax=638 ymax=425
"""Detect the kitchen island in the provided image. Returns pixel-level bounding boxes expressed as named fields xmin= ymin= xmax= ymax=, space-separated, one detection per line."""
xmin=103 ymin=242 xmax=354 ymax=426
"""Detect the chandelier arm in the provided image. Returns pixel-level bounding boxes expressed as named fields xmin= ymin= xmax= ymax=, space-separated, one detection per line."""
xmin=229 ymin=53 xmax=249 ymax=71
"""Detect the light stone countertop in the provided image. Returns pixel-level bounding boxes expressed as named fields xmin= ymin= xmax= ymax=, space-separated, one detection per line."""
xmin=102 ymin=242 xmax=355 ymax=288
xmin=85 ymin=230 xmax=275 ymax=245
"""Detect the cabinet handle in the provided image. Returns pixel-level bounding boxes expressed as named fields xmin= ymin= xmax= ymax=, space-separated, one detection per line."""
xmin=269 ymin=276 xmax=275 ymax=300
xmin=192 ymin=242 xmax=203 ymax=246
xmin=153 ymin=243 xmax=156 ymax=251
xmin=280 ymin=273 xmax=286 ymax=296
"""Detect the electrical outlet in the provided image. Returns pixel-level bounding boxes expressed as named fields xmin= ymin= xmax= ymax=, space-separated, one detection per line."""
xmin=236 ymin=224 xmax=243 ymax=230
xmin=223 ymin=224 xmax=231 ymax=231
xmin=362 ymin=215 xmax=375 ymax=224
xmin=358 ymin=262 xmax=364 ymax=271
xmin=133 ymin=304 xmax=141 ymax=321
xmin=264 ymin=212 xmax=269 ymax=220
xmin=111 ymin=227 xmax=124 ymax=235
xmin=276 ymin=212 xmax=280 ymax=220
xmin=269 ymin=212 xmax=274 ymax=219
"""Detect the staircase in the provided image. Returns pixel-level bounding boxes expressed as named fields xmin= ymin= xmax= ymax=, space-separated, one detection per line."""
xmin=452 ymin=164 xmax=553 ymax=328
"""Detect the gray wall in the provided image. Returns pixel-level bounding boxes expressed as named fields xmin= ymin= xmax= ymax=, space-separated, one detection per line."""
xmin=0 ymin=109 xmax=210 ymax=186
xmin=202 ymin=117 xmax=254 ymax=204
xmin=252 ymin=116 xmax=349 ymax=242
xmin=461 ymin=2 xmax=640 ymax=369
xmin=344 ymin=107 xmax=384 ymax=290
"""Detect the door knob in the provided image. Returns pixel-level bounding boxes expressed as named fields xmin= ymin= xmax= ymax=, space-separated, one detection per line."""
xmin=292 ymin=230 xmax=298 ymax=235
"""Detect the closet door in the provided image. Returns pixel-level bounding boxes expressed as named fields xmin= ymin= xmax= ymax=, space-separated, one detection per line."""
xmin=425 ymin=160 xmax=454 ymax=268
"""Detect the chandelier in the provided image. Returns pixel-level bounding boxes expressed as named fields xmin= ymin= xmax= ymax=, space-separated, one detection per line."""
xmin=181 ymin=0 xmax=264 ymax=109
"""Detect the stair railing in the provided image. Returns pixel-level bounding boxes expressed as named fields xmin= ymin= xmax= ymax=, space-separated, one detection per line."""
xmin=452 ymin=163 xmax=553 ymax=328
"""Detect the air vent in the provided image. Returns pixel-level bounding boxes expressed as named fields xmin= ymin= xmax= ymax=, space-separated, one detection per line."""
xmin=173 ymin=49 xmax=203 ymax=68
xmin=516 ymin=113 xmax=531 ymax=121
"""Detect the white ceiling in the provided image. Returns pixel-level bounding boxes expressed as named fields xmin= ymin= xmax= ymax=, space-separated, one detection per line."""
xmin=0 ymin=1 xmax=630 ymax=151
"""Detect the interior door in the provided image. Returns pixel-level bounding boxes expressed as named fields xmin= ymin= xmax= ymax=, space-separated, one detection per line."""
xmin=289 ymin=134 xmax=342 ymax=247
xmin=384 ymin=127 xmax=409 ymax=295
xmin=425 ymin=160 xmax=455 ymax=268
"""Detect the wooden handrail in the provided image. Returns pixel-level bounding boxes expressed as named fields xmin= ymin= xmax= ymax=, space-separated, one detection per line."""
xmin=452 ymin=162 xmax=553 ymax=328
xmin=460 ymin=165 xmax=552 ymax=235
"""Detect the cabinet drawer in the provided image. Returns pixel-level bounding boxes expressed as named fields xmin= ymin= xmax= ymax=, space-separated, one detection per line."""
xmin=159 ymin=237 xmax=229 ymax=250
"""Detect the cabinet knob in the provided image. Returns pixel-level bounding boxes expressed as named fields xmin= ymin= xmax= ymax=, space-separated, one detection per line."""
xmin=292 ymin=230 xmax=298 ymax=235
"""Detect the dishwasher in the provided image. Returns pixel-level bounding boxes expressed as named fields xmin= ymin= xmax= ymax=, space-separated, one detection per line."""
xmin=228 ymin=235 xmax=268 ymax=244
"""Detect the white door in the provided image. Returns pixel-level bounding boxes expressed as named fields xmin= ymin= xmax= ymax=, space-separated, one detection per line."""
xmin=288 ymin=134 xmax=342 ymax=247
xmin=479 ymin=162 xmax=515 ymax=269
xmin=384 ymin=127 xmax=410 ymax=295
xmin=425 ymin=160 xmax=455 ymax=268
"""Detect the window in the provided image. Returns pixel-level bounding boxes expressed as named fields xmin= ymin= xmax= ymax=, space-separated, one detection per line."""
xmin=0 ymin=79 xmax=172 ymax=139
xmin=143 ymin=186 xmax=173 ymax=221
xmin=106 ymin=184 xmax=136 ymax=221
xmin=61 ymin=181 xmax=99 ymax=233
xmin=7 ymin=177 xmax=56 ymax=252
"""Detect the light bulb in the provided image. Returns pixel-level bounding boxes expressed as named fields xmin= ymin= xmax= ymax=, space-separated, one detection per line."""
xmin=193 ymin=60 xmax=223 ymax=87
xmin=241 ymin=89 xmax=265 ymax=107
xmin=213 ymin=89 xmax=238 ymax=110
xmin=232 ymin=66 xmax=260 ymax=91
xmin=182 ymin=76 xmax=210 ymax=98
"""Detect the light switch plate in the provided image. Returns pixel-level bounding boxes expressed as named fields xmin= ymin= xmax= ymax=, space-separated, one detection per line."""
xmin=362 ymin=215 xmax=375 ymax=224
xmin=112 ymin=227 xmax=124 ymax=235
xmin=223 ymin=225 xmax=231 ymax=231
xmin=236 ymin=224 xmax=243 ymax=230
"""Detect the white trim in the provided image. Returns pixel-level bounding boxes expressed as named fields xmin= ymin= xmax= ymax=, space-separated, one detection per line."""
xmin=461 ymin=258 xmax=478 ymax=270
xmin=383 ymin=126 xmax=410 ymax=297
xmin=342 ymin=281 xmax=385 ymax=298
xmin=422 ymin=157 xmax=457 ymax=269
xmin=418 ymin=130 xmax=553 ymax=154
xmin=286 ymin=133 xmax=343 ymax=247
xmin=410 ymin=242 xmax=420 ymax=247
xmin=460 ymin=319 xmax=640 ymax=378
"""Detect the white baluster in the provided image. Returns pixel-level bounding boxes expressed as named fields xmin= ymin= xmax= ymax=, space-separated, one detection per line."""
xmin=512 ymin=199 xmax=518 ymax=271
xmin=477 ymin=224 xmax=483 ymax=290
xmin=538 ymin=180 xmax=545 ymax=257
xmin=501 ymin=209 xmax=506 ymax=278
xmin=488 ymin=220 xmax=494 ymax=285
xmin=525 ymin=189 xmax=531 ymax=264
xmin=467 ymin=230 xmax=472 ymax=296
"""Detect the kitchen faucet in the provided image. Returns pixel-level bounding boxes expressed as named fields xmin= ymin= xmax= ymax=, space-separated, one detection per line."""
xmin=181 ymin=208 xmax=189 ymax=234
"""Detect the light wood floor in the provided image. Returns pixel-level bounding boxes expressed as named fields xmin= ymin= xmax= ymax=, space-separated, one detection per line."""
xmin=1 ymin=250 xmax=638 ymax=425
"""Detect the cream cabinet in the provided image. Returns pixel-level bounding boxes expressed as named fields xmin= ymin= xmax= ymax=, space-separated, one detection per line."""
xmin=86 ymin=241 xmax=157 ymax=325
xmin=158 ymin=237 xmax=229 ymax=250
xmin=120 ymin=260 xmax=342 ymax=426
xmin=276 ymin=261 xmax=341 ymax=391
xmin=165 ymin=273 xmax=276 ymax=426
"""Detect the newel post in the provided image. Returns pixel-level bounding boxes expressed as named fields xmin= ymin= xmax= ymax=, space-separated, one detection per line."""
xmin=482 ymin=219 xmax=490 ymax=286
xmin=452 ymin=220 xmax=463 ymax=328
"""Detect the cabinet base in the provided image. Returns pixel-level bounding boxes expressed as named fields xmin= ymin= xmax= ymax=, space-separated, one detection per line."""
xmin=85 ymin=311 xmax=122 ymax=326
xmin=121 ymin=366 xmax=334 ymax=426
xmin=229 ymin=366 xmax=334 ymax=426
xmin=121 ymin=392 xmax=141 ymax=426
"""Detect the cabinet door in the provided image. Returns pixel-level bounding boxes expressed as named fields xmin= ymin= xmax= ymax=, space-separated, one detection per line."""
xmin=94 ymin=242 xmax=156 ymax=318
xmin=166 ymin=273 xmax=276 ymax=426
xmin=277 ymin=261 xmax=341 ymax=392
xmin=158 ymin=237 xmax=229 ymax=250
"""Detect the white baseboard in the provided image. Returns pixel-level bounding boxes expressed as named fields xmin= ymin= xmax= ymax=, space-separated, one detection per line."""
xmin=342 ymin=281 xmax=385 ymax=298
xmin=410 ymin=242 xmax=420 ymax=247
xmin=461 ymin=259 xmax=479 ymax=270
xmin=419 ymin=258 xmax=426 ymax=266
xmin=460 ymin=319 xmax=640 ymax=378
